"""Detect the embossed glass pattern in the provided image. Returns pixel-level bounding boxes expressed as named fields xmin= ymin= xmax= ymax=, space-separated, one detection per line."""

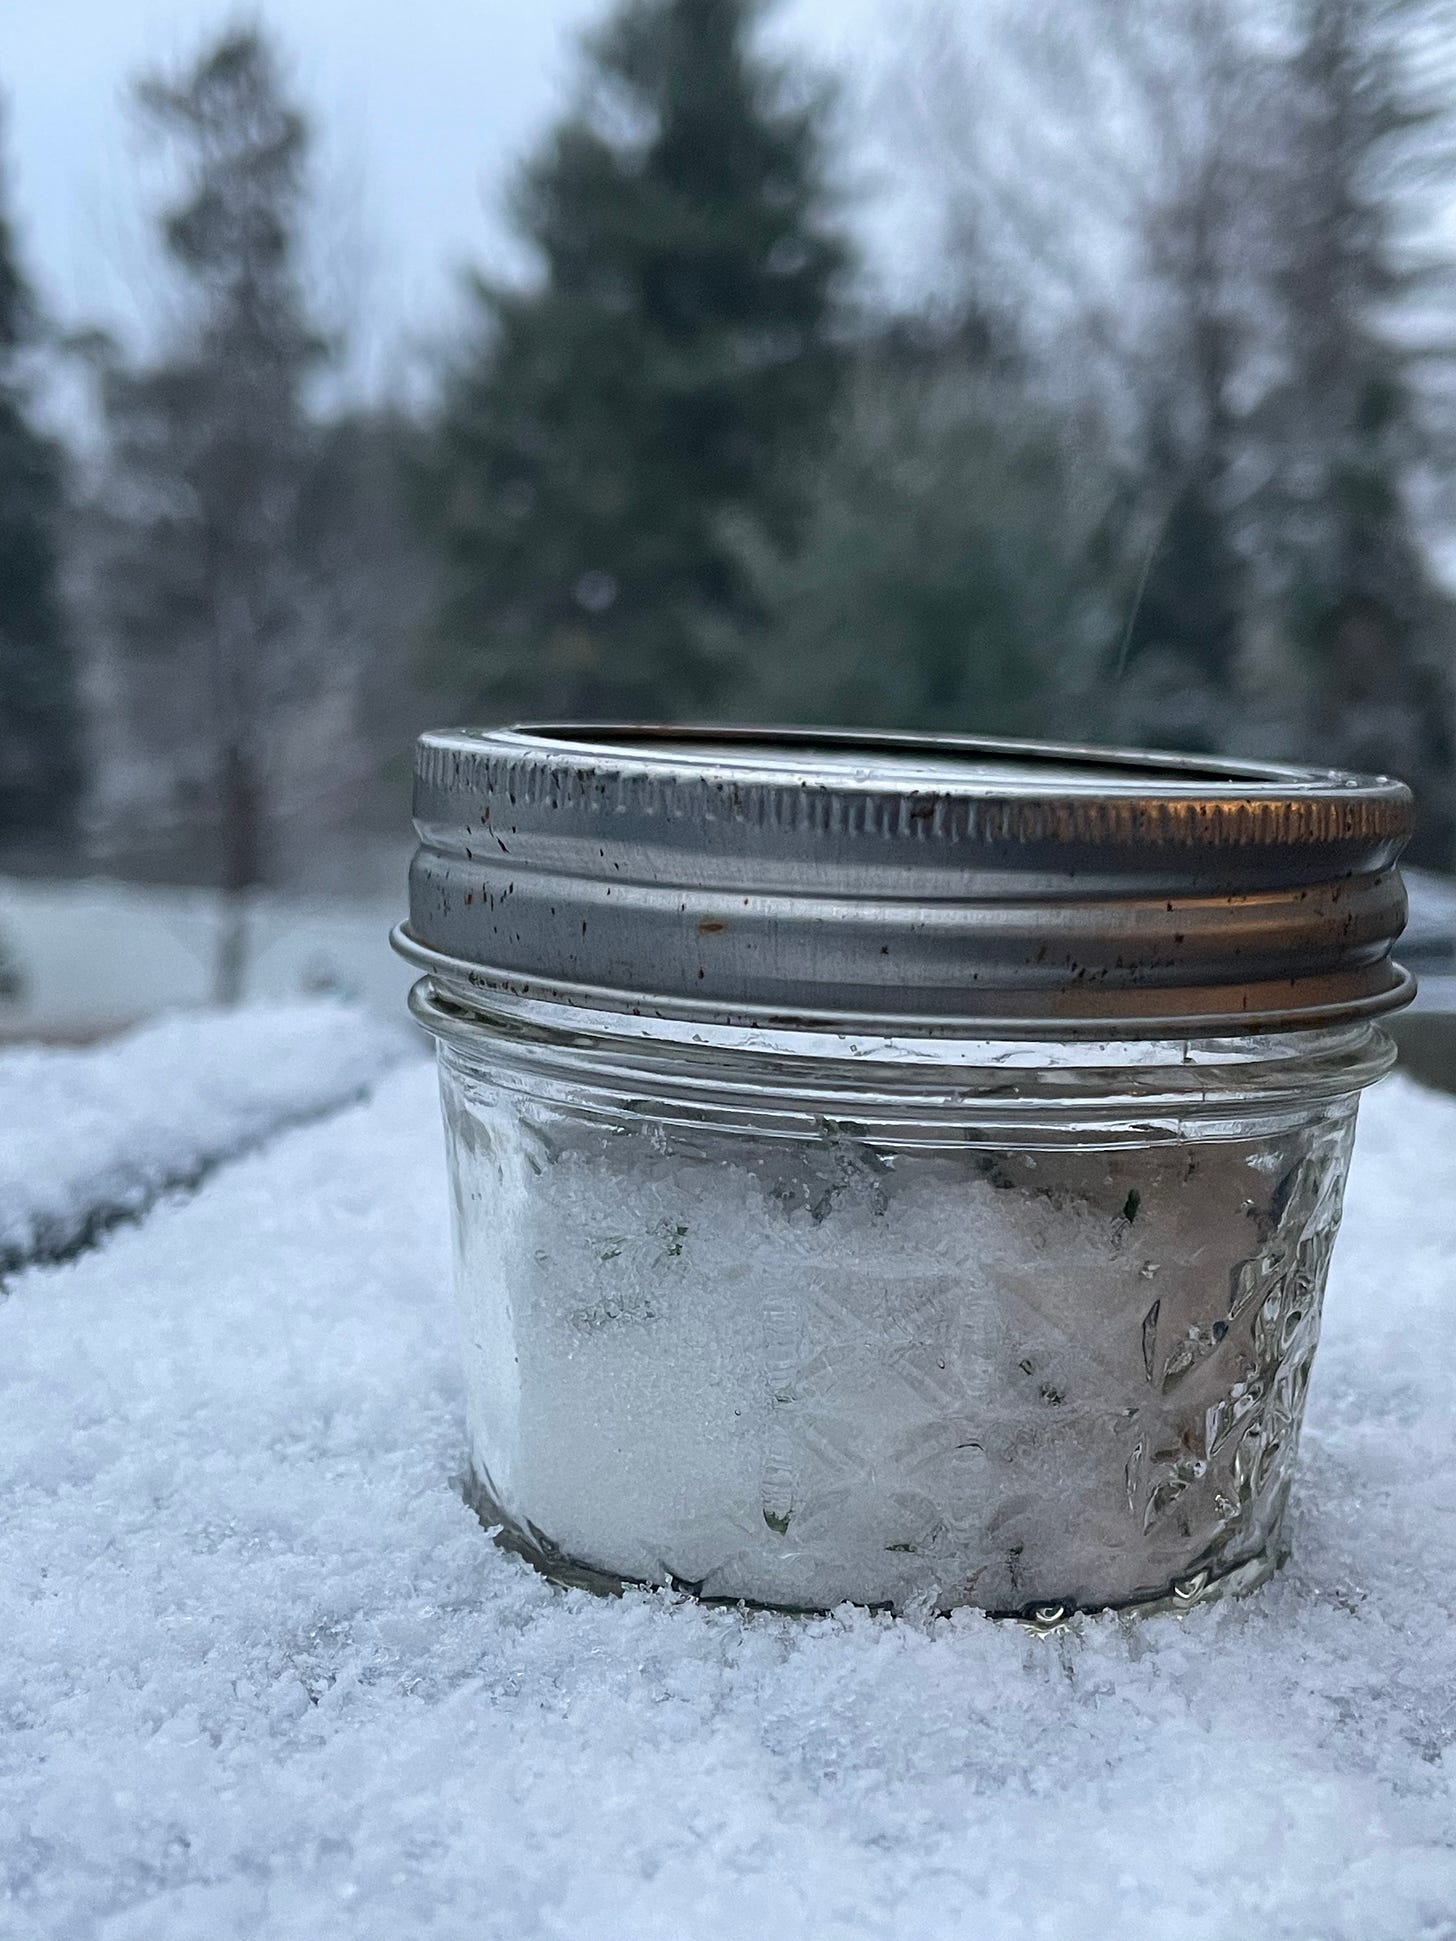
xmin=400 ymin=724 xmax=1413 ymax=1617
xmin=419 ymin=992 xmax=1390 ymax=1617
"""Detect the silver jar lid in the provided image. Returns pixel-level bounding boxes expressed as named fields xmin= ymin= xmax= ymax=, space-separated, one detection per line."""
xmin=394 ymin=724 xmax=1415 ymax=1036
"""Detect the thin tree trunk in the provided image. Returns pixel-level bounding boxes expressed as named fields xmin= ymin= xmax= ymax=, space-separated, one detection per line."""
xmin=214 ymin=741 xmax=264 ymax=1007
xmin=215 ymin=892 xmax=250 ymax=1009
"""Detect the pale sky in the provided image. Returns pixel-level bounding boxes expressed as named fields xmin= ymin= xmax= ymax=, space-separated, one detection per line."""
xmin=3 ymin=0 xmax=905 ymax=402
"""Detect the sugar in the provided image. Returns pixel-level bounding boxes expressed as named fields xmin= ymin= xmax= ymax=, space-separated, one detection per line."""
xmin=443 ymin=1072 xmax=1357 ymax=1614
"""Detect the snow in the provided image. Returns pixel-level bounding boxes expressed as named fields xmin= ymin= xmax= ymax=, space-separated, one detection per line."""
xmin=0 ymin=1002 xmax=409 ymax=1275
xmin=2 ymin=1034 xmax=1456 ymax=1939
xmin=0 ymin=875 xmax=412 ymax=1040
xmin=443 ymin=1058 xmax=1342 ymax=1614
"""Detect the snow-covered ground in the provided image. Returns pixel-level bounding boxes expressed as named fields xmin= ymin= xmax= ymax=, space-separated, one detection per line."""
xmin=3 ymin=1026 xmax=1456 ymax=1940
xmin=0 ymin=876 xmax=411 ymax=1040
xmin=0 ymin=1004 xmax=408 ymax=1276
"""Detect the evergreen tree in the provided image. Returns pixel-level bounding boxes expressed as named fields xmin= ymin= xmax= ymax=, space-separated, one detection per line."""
xmin=425 ymin=0 xmax=851 ymax=719
xmin=745 ymin=315 xmax=1114 ymax=739
xmin=1092 ymin=0 xmax=1275 ymax=745
xmin=0 ymin=109 xmax=79 ymax=846
xmin=90 ymin=29 xmax=333 ymax=997
xmin=1264 ymin=0 xmax=1456 ymax=862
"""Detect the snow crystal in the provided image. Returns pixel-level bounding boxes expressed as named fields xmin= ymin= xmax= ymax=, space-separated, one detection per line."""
xmin=0 ymin=1002 xmax=409 ymax=1276
xmin=2 ymin=1045 xmax=1455 ymax=1939
xmin=444 ymin=1061 xmax=1352 ymax=1614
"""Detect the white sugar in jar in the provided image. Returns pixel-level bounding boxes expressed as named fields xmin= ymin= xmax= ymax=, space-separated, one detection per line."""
xmin=397 ymin=726 xmax=1413 ymax=1618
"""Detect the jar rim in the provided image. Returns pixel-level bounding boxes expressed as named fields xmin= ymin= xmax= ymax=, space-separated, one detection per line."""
xmin=409 ymin=974 xmax=1397 ymax=1148
xmin=405 ymin=723 xmax=1416 ymax=1034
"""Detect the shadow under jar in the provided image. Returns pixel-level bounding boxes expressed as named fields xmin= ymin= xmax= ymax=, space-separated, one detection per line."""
xmin=395 ymin=726 xmax=1415 ymax=1620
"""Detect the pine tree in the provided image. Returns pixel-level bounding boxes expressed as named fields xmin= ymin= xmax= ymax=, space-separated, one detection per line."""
xmin=90 ymin=29 xmax=333 ymax=997
xmin=424 ymin=0 xmax=851 ymax=720
xmin=0 ymin=109 xmax=80 ymax=847
xmin=744 ymin=315 xmax=1113 ymax=739
xmin=1264 ymin=0 xmax=1456 ymax=862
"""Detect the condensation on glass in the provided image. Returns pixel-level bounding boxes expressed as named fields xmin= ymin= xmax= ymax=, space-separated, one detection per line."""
xmin=396 ymin=726 xmax=1415 ymax=1619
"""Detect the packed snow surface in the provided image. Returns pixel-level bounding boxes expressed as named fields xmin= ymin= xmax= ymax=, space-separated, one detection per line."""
xmin=2 ymin=1032 xmax=1455 ymax=1939
xmin=0 ymin=1002 xmax=406 ymax=1274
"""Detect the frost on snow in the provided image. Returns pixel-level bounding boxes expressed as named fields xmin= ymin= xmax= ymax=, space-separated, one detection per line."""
xmin=0 ymin=1002 xmax=408 ymax=1277
xmin=1 ymin=1044 xmax=1455 ymax=1940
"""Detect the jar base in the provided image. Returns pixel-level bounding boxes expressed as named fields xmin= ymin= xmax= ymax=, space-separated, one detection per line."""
xmin=459 ymin=1468 xmax=1286 ymax=1625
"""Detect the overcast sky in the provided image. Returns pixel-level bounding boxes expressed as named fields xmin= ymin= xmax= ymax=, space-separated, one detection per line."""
xmin=4 ymin=0 xmax=900 ymax=400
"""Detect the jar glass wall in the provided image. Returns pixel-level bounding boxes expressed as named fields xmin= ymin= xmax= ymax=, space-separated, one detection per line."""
xmin=416 ymin=981 xmax=1393 ymax=1618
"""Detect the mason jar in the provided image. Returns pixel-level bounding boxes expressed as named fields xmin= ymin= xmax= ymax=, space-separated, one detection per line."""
xmin=395 ymin=726 xmax=1413 ymax=1619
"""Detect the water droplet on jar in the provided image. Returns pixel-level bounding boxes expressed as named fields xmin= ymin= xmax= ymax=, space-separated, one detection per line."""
xmin=1028 ymin=1603 xmax=1069 ymax=1630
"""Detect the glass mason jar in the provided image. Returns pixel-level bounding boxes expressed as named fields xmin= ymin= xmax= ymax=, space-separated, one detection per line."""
xmin=396 ymin=727 xmax=1414 ymax=1620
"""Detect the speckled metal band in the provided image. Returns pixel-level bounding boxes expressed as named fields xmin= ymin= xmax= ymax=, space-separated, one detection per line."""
xmin=397 ymin=724 xmax=1415 ymax=1035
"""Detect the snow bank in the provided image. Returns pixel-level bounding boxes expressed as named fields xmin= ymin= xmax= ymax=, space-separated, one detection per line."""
xmin=1 ymin=1060 xmax=1454 ymax=1940
xmin=0 ymin=1002 xmax=409 ymax=1277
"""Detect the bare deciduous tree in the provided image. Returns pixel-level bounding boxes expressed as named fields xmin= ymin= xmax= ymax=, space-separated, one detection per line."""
xmin=896 ymin=0 xmax=1456 ymax=852
xmin=85 ymin=28 xmax=338 ymax=1001
xmin=899 ymin=0 xmax=1278 ymax=747
xmin=1258 ymin=0 xmax=1456 ymax=860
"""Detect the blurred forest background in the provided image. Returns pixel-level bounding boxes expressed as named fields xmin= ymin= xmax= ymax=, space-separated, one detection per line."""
xmin=3 ymin=0 xmax=1456 ymax=1022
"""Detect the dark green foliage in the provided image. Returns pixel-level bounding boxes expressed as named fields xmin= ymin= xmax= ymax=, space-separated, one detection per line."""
xmin=423 ymin=0 xmax=851 ymax=719
xmin=0 ymin=114 xmax=80 ymax=844
xmin=743 ymin=317 xmax=1113 ymax=738
xmin=1262 ymin=0 xmax=1456 ymax=860
xmin=1117 ymin=408 xmax=1245 ymax=735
